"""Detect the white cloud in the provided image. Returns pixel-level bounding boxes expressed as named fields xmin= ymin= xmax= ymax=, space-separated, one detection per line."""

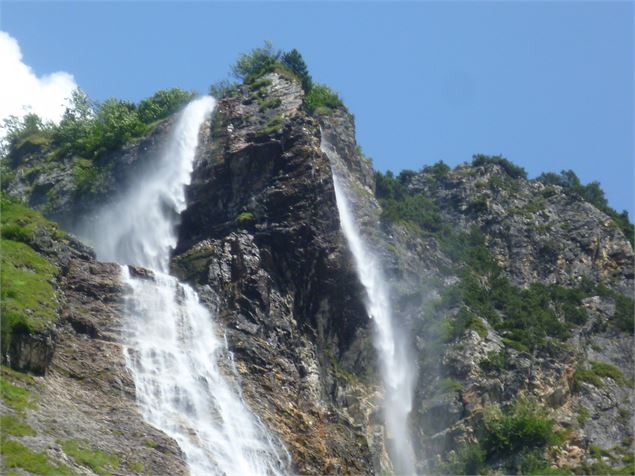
xmin=0 ymin=30 xmax=78 ymax=137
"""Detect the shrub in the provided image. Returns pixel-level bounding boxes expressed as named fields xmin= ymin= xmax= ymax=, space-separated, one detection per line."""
xmin=304 ymin=84 xmax=344 ymax=115
xmin=209 ymin=79 xmax=239 ymax=99
xmin=481 ymin=400 xmax=563 ymax=459
xmin=137 ymin=88 xmax=195 ymax=123
xmin=480 ymin=351 xmax=506 ymax=372
xmin=231 ymin=41 xmax=280 ymax=82
xmin=1 ymin=113 xmax=54 ymax=157
xmin=472 ymin=154 xmax=527 ymax=179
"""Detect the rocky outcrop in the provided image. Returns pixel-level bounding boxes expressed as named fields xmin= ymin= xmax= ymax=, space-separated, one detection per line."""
xmin=408 ymin=164 xmax=634 ymax=295
xmin=172 ymin=73 xmax=382 ymax=475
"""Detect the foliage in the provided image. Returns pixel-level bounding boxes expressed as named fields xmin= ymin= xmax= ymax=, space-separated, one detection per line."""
xmin=381 ymin=193 xmax=447 ymax=234
xmin=589 ymin=361 xmax=630 ymax=387
xmin=60 ymin=440 xmax=120 ymax=476
xmin=480 ymin=350 xmax=506 ymax=372
xmin=572 ymin=364 xmax=604 ymax=391
xmin=235 ymin=210 xmax=255 ymax=224
xmin=259 ymin=115 xmax=284 ymax=135
xmin=1 ymin=439 xmax=74 ymax=475
xmin=231 ymin=41 xmax=280 ymax=82
xmin=441 ymin=307 xmax=488 ymax=342
xmin=472 ymin=154 xmax=528 ymax=179
xmin=481 ymin=399 xmax=564 ymax=461
xmin=437 ymin=444 xmax=487 ymax=475
xmin=304 ymin=84 xmax=345 ymax=115
xmin=137 ymin=88 xmax=195 ymax=123
xmin=438 ymin=377 xmax=464 ymax=393
xmin=281 ymin=49 xmax=313 ymax=92
xmin=1 ymin=113 xmax=54 ymax=157
xmin=537 ymin=169 xmax=634 ymax=245
xmin=209 ymin=79 xmax=239 ymax=99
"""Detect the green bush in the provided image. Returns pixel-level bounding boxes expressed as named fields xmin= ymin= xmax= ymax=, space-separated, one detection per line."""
xmin=304 ymin=84 xmax=345 ymax=115
xmin=481 ymin=400 xmax=563 ymax=459
xmin=472 ymin=154 xmax=527 ymax=179
xmin=209 ymin=79 xmax=239 ymax=99
xmin=437 ymin=444 xmax=487 ymax=475
xmin=137 ymin=88 xmax=195 ymax=123
xmin=231 ymin=41 xmax=280 ymax=82
xmin=1 ymin=113 xmax=54 ymax=157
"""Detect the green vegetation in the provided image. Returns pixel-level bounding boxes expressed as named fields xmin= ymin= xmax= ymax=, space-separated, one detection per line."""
xmin=137 ymin=88 xmax=196 ymax=123
xmin=537 ymin=169 xmax=634 ymax=245
xmin=1 ymin=439 xmax=74 ymax=475
xmin=281 ymin=48 xmax=313 ymax=92
xmin=438 ymin=377 xmax=463 ymax=393
xmin=60 ymin=439 xmax=120 ymax=476
xmin=482 ymin=400 xmax=565 ymax=459
xmin=576 ymin=405 xmax=591 ymax=425
xmin=227 ymin=42 xmax=346 ymax=116
xmin=1 ymin=193 xmax=65 ymax=241
xmin=436 ymin=400 xmax=566 ymax=475
xmin=1 ymin=239 xmax=58 ymax=353
xmin=127 ymin=461 xmax=145 ymax=472
xmin=2 ymin=87 xmax=195 ymax=195
xmin=235 ymin=210 xmax=255 ymax=225
xmin=437 ymin=444 xmax=487 ymax=475
xmin=304 ymin=84 xmax=345 ymax=115
xmin=441 ymin=307 xmax=488 ymax=342
xmin=480 ymin=350 xmax=506 ymax=372
xmin=472 ymin=154 xmax=528 ymax=179
xmin=0 ymin=375 xmax=36 ymax=412
xmin=1 ymin=195 xmax=63 ymax=352
xmin=1 ymin=415 xmax=36 ymax=436
xmin=259 ymin=115 xmax=284 ymax=135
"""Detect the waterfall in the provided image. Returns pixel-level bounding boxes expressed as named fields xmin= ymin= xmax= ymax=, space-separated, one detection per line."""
xmin=83 ymin=97 xmax=287 ymax=476
xmin=322 ymin=139 xmax=416 ymax=475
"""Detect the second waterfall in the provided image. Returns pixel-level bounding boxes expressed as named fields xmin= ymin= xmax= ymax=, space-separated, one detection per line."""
xmin=82 ymin=97 xmax=287 ymax=476
xmin=322 ymin=138 xmax=417 ymax=475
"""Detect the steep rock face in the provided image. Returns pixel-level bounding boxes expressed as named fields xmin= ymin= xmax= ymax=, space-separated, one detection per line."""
xmin=173 ymin=73 xmax=381 ymax=474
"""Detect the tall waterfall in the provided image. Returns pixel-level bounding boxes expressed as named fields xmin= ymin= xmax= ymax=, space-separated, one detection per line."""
xmin=84 ymin=97 xmax=287 ymax=476
xmin=322 ymin=140 xmax=416 ymax=475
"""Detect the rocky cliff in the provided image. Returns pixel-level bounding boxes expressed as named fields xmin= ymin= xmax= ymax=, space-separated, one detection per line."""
xmin=1 ymin=69 xmax=633 ymax=476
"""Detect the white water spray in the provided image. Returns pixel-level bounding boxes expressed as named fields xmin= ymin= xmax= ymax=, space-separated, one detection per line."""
xmin=322 ymin=140 xmax=416 ymax=475
xmin=84 ymin=97 xmax=287 ymax=476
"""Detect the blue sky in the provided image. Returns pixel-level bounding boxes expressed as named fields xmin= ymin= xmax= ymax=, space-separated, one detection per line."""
xmin=2 ymin=1 xmax=633 ymax=216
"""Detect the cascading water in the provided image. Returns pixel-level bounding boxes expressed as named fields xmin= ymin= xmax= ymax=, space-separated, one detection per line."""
xmin=82 ymin=97 xmax=287 ymax=476
xmin=321 ymin=139 xmax=416 ymax=475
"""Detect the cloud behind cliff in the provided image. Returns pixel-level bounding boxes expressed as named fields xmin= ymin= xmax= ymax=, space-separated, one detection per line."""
xmin=0 ymin=30 xmax=77 ymax=137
